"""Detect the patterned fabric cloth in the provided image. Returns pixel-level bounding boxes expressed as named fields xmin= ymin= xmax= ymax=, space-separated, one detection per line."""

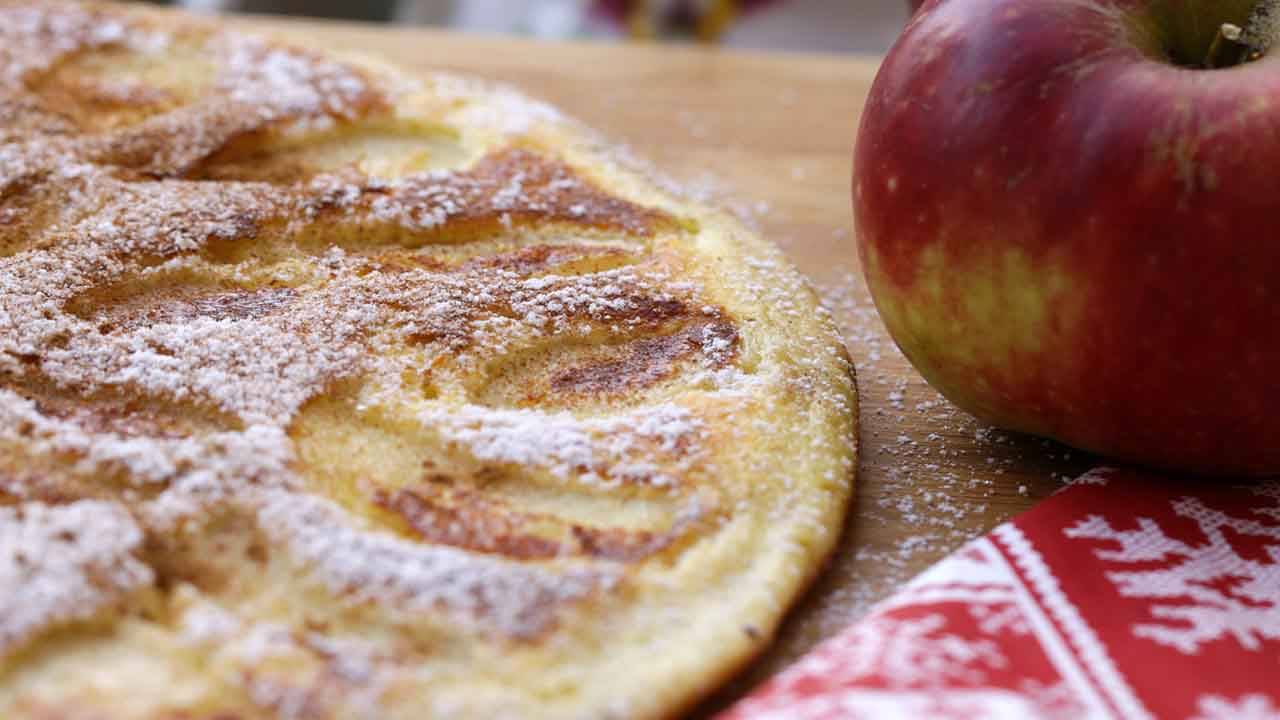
xmin=723 ymin=467 xmax=1280 ymax=720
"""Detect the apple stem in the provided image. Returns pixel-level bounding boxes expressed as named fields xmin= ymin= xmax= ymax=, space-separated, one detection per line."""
xmin=1211 ymin=0 xmax=1280 ymax=67
xmin=1205 ymin=24 xmax=1247 ymax=68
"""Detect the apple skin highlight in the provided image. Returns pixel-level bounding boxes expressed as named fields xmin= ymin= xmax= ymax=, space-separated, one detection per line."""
xmin=854 ymin=0 xmax=1280 ymax=475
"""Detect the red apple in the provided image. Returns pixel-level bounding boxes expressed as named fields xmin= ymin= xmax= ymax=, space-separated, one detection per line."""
xmin=854 ymin=0 xmax=1280 ymax=476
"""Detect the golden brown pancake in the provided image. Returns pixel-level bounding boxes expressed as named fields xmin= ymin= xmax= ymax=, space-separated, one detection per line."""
xmin=0 ymin=3 xmax=857 ymax=718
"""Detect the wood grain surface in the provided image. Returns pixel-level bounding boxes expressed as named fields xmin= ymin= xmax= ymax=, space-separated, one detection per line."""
xmin=196 ymin=11 xmax=1097 ymax=714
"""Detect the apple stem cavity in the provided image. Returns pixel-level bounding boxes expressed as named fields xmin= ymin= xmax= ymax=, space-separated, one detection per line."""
xmin=1206 ymin=0 xmax=1280 ymax=68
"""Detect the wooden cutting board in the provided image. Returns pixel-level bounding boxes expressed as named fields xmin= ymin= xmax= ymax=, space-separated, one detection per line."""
xmin=207 ymin=12 xmax=1097 ymax=713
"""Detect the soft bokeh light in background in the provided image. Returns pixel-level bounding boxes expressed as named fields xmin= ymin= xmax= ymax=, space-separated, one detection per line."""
xmin=160 ymin=0 xmax=907 ymax=54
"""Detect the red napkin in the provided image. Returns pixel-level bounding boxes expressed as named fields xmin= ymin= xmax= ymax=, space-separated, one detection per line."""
xmin=722 ymin=467 xmax=1280 ymax=719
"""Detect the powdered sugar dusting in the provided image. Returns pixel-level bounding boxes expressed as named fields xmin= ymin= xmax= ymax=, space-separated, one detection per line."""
xmin=217 ymin=34 xmax=372 ymax=119
xmin=0 ymin=3 xmax=133 ymax=89
xmin=431 ymin=74 xmax=564 ymax=136
xmin=422 ymin=403 xmax=706 ymax=488
xmin=0 ymin=501 xmax=152 ymax=656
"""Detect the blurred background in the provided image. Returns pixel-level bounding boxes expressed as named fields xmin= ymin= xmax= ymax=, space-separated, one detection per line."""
xmin=144 ymin=1 xmax=908 ymax=54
